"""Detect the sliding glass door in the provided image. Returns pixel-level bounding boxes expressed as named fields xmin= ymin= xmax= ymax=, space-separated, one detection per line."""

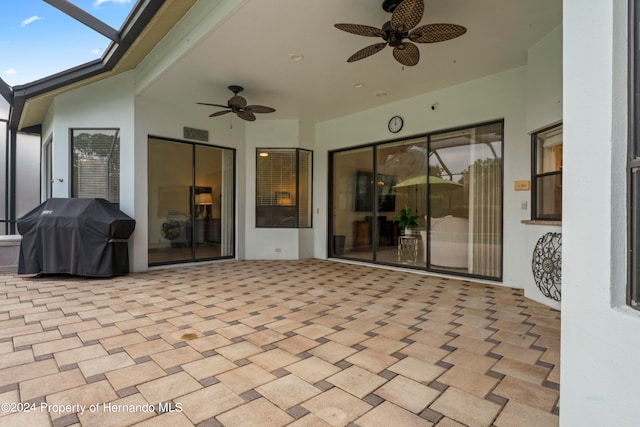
xmin=329 ymin=120 xmax=503 ymax=280
xmin=148 ymin=137 xmax=235 ymax=265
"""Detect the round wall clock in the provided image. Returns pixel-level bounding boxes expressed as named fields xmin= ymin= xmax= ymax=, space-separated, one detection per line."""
xmin=388 ymin=115 xmax=403 ymax=133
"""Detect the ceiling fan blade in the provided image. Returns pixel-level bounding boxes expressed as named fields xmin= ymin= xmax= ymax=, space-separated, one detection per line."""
xmin=209 ymin=110 xmax=231 ymax=117
xmin=245 ymin=105 xmax=276 ymax=114
xmin=229 ymin=95 xmax=247 ymax=108
xmin=197 ymin=102 xmax=230 ymax=108
xmin=409 ymin=23 xmax=467 ymax=43
xmin=347 ymin=42 xmax=387 ymax=62
xmin=391 ymin=0 xmax=424 ymax=33
xmin=393 ymin=42 xmax=420 ymax=66
xmin=237 ymin=111 xmax=256 ymax=121
xmin=335 ymin=23 xmax=385 ymax=38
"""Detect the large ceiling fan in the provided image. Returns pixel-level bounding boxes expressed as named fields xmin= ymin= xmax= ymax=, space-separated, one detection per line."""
xmin=197 ymin=85 xmax=275 ymax=122
xmin=335 ymin=0 xmax=466 ymax=67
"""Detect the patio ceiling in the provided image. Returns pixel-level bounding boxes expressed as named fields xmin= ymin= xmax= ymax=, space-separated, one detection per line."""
xmin=14 ymin=0 xmax=561 ymax=131
xmin=135 ymin=0 xmax=562 ymax=124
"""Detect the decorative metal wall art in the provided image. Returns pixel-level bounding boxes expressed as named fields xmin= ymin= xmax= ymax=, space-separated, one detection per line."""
xmin=532 ymin=232 xmax=562 ymax=301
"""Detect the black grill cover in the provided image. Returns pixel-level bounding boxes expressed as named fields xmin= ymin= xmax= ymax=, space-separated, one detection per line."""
xmin=17 ymin=198 xmax=136 ymax=277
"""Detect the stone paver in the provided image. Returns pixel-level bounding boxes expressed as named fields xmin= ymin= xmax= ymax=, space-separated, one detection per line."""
xmin=0 ymin=259 xmax=560 ymax=425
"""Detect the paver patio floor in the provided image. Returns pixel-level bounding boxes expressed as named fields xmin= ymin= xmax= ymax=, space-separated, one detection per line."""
xmin=0 ymin=259 xmax=559 ymax=426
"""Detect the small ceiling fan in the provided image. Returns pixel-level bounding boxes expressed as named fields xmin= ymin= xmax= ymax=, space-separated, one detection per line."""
xmin=197 ymin=85 xmax=275 ymax=122
xmin=335 ymin=0 xmax=466 ymax=67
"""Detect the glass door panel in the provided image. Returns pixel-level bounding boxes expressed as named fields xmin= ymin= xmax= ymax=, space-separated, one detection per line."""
xmin=428 ymin=122 xmax=503 ymax=278
xmin=148 ymin=138 xmax=193 ymax=264
xmin=43 ymin=138 xmax=53 ymax=200
xmin=331 ymin=147 xmax=374 ymax=261
xmin=194 ymin=145 xmax=235 ymax=260
xmin=194 ymin=145 xmax=221 ymax=260
xmin=376 ymin=138 xmax=427 ymax=266
xmin=220 ymin=149 xmax=235 ymax=257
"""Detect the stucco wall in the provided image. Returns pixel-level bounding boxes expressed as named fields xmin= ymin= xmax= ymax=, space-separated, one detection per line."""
xmin=527 ymin=25 xmax=563 ymax=133
xmin=561 ymin=1 xmax=639 ymax=425
xmin=42 ymin=72 xmax=135 ymax=203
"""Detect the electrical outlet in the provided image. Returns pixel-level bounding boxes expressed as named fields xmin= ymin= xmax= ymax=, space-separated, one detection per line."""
xmin=275 ymin=248 xmax=282 ymax=253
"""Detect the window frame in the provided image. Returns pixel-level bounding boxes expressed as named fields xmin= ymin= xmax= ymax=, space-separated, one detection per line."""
xmin=255 ymin=147 xmax=313 ymax=229
xmin=531 ymin=123 xmax=563 ymax=221
xmin=42 ymin=137 xmax=53 ymax=201
xmin=629 ymin=0 xmax=640 ymax=307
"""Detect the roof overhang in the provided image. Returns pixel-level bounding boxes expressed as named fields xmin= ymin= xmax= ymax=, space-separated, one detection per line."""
xmin=9 ymin=0 xmax=198 ymax=132
xmin=0 ymin=77 xmax=13 ymax=107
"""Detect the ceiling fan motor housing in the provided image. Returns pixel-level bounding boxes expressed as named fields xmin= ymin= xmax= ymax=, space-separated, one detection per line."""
xmin=228 ymin=85 xmax=243 ymax=95
xmin=382 ymin=21 xmax=408 ymax=46
xmin=382 ymin=0 xmax=404 ymax=13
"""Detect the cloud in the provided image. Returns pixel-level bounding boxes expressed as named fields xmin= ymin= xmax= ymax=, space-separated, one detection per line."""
xmin=93 ymin=0 xmax=132 ymax=7
xmin=21 ymin=16 xmax=43 ymax=27
xmin=5 ymin=69 xmax=17 ymax=76
xmin=91 ymin=48 xmax=102 ymax=55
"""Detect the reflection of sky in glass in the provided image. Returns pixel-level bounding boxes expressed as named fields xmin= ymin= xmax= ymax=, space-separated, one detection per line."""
xmin=0 ymin=0 xmax=135 ymax=86
xmin=430 ymin=128 xmax=502 ymax=182
xmin=376 ymin=138 xmax=426 ymax=176
xmin=432 ymin=143 xmax=500 ymax=180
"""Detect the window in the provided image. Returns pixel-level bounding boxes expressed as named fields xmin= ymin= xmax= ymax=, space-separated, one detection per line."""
xmin=532 ymin=124 xmax=563 ymax=220
xmin=71 ymin=129 xmax=120 ymax=203
xmin=256 ymin=148 xmax=312 ymax=228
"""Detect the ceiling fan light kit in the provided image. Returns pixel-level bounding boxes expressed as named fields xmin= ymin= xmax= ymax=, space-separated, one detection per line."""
xmin=197 ymin=85 xmax=276 ymax=122
xmin=335 ymin=0 xmax=466 ymax=66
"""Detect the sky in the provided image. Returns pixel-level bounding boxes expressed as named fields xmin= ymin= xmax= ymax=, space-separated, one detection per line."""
xmin=0 ymin=0 xmax=136 ymax=86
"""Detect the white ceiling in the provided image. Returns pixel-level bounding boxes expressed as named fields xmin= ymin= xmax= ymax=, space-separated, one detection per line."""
xmin=139 ymin=0 xmax=562 ymax=125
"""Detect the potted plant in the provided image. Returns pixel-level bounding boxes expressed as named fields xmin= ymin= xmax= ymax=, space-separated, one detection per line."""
xmin=393 ymin=207 xmax=419 ymax=235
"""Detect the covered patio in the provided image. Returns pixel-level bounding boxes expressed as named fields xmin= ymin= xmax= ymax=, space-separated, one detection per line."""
xmin=0 ymin=260 xmax=559 ymax=426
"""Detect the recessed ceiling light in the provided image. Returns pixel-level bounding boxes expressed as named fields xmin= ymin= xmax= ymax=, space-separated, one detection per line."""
xmin=289 ymin=53 xmax=304 ymax=61
xmin=352 ymin=82 xmax=364 ymax=88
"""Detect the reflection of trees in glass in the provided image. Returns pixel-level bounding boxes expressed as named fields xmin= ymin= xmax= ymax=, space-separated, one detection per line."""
xmin=460 ymin=157 xmax=501 ymax=186
xmin=72 ymin=130 xmax=120 ymax=203
xmin=428 ymin=164 xmax=445 ymax=178
xmin=463 ymin=157 xmax=502 ymax=221
xmin=428 ymin=157 xmax=502 ymax=218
